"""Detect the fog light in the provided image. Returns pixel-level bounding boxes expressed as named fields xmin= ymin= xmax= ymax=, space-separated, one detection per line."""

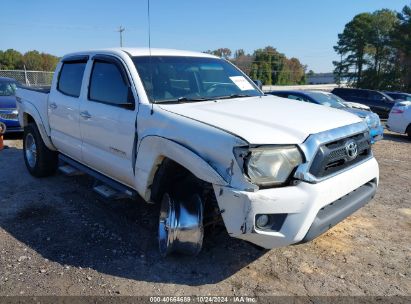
xmin=256 ymin=214 xmax=269 ymax=228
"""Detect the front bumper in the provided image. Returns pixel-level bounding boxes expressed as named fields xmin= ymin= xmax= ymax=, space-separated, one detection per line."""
xmin=0 ymin=110 xmax=22 ymax=133
xmin=369 ymin=125 xmax=384 ymax=143
xmin=214 ymin=157 xmax=379 ymax=249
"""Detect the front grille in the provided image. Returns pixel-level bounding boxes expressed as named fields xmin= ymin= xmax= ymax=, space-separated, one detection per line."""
xmin=0 ymin=113 xmax=18 ymax=121
xmin=309 ymin=132 xmax=371 ymax=178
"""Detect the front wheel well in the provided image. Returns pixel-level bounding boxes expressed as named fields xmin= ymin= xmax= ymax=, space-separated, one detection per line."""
xmin=23 ymin=113 xmax=35 ymax=126
xmin=150 ymin=158 xmax=221 ymax=223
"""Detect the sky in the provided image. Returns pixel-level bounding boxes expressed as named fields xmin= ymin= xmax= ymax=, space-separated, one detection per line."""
xmin=1 ymin=0 xmax=409 ymax=72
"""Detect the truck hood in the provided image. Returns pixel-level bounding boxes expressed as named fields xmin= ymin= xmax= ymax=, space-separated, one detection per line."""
xmin=159 ymin=95 xmax=362 ymax=144
xmin=0 ymin=95 xmax=17 ymax=109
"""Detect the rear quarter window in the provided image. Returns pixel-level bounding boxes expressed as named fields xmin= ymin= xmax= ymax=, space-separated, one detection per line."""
xmin=57 ymin=62 xmax=87 ymax=97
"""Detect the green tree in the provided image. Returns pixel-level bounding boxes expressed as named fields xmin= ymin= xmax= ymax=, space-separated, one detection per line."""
xmin=0 ymin=49 xmax=24 ymax=69
xmin=234 ymin=49 xmax=245 ymax=59
xmin=334 ymin=8 xmax=410 ymax=91
xmin=41 ymin=53 xmax=59 ymax=71
xmin=251 ymin=46 xmax=305 ymax=85
xmin=23 ymin=51 xmax=43 ymax=70
xmin=392 ymin=5 xmax=411 ymax=90
xmin=365 ymin=10 xmax=399 ymax=89
xmin=334 ymin=13 xmax=374 ymax=87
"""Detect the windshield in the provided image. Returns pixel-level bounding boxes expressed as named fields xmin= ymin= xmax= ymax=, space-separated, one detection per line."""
xmin=306 ymin=92 xmax=347 ymax=109
xmin=0 ymin=81 xmax=17 ymax=96
xmin=132 ymin=56 xmax=262 ymax=103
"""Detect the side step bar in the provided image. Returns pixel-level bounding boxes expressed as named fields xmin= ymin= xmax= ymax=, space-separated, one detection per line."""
xmin=58 ymin=165 xmax=84 ymax=176
xmin=59 ymin=154 xmax=137 ymax=200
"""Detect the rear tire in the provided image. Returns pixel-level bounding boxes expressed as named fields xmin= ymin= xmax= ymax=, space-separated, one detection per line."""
xmin=23 ymin=123 xmax=58 ymax=177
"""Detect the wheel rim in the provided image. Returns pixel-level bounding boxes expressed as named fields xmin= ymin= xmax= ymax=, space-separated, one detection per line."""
xmin=25 ymin=133 xmax=37 ymax=168
xmin=158 ymin=192 xmax=203 ymax=257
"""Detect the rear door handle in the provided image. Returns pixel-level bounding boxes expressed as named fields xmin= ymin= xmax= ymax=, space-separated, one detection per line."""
xmin=80 ymin=111 xmax=92 ymax=119
xmin=49 ymin=102 xmax=57 ymax=109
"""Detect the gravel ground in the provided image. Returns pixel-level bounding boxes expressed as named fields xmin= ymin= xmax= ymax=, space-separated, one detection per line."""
xmin=0 ymin=131 xmax=410 ymax=296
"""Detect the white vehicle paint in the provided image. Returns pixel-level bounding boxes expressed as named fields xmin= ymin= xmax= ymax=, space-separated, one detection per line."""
xmin=16 ymin=48 xmax=379 ymax=255
xmin=386 ymin=101 xmax=411 ymax=139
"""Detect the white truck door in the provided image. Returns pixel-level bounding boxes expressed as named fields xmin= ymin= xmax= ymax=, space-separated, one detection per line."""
xmin=48 ymin=56 xmax=88 ymax=161
xmin=79 ymin=55 xmax=137 ymax=187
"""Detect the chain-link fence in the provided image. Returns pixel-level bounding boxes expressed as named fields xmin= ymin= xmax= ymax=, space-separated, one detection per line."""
xmin=0 ymin=70 xmax=54 ymax=86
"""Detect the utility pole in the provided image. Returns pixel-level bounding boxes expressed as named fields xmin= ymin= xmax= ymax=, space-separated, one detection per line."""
xmin=117 ymin=26 xmax=125 ymax=47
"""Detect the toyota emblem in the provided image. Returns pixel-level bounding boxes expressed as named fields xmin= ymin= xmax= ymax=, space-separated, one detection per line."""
xmin=345 ymin=140 xmax=358 ymax=160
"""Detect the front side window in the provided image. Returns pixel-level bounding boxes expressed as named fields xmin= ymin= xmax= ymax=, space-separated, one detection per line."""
xmin=58 ymin=61 xmax=86 ymax=97
xmin=0 ymin=81 xmax=17 ymax=96
xmin=89 ymin=61 xmax=129 ymax=105
xmin=132 ymin=56 xmax=262 ymax=103
xmin=89 ymin=61 xmax=128 ymax=105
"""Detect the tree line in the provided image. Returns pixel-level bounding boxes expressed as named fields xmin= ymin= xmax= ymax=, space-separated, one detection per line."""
xmin=0 ymin=49 xmax=60 ymax=71
xmin=1 ymin=46 xmax=306 ymax=85
xmin=205 ymin=46 xmax=306 ymax=85
xmin=334 ymin=4 xmax=411 ymax=92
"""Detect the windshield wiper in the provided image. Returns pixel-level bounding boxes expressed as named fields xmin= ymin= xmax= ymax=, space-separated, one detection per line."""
xmin=154 ymin=97 xmax=212 ymax=104
xmin=213 ymin=94 xmax=255 ymax=100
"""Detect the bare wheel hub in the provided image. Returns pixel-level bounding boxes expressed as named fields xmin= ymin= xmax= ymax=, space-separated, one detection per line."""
xmin=25 ymin=133 xmax=37 ymax=168
xmin=158 ymin=192 xmax=204 ymax=256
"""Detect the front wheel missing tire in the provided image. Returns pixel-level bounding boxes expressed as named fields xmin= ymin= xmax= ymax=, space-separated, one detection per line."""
xmin=158 ymin=192 xmax=204 ymax=257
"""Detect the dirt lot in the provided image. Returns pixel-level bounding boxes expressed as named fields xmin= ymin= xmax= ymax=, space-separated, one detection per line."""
xmin=0 ymin=131 xmax=410 ymax=297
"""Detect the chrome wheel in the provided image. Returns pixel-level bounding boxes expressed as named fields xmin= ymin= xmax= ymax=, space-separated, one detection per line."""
xmin=159 ymin=192 xmax=204 ymax=257
xmin=25 ymin=133 xmax=37 ymax=168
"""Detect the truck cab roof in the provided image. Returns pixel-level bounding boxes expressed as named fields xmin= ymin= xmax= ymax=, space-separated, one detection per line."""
xmin=63 ymin=48 xmax=219 ymax=60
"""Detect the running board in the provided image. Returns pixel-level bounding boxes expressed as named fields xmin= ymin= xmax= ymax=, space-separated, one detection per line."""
xmin=58 ymin=164 xmax=84 ymax=176
xmin=59 ymin=154 xmax=137 ymax=200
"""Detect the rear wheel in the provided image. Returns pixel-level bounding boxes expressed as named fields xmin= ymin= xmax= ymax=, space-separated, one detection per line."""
xmin=23 ymin=123 xmax=58 ymax=177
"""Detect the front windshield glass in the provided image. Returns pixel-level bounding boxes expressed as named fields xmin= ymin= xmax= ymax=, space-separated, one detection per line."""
xmin=306 ymin=92 xmax=347 ymax=109
xmin=132 ymin=56 xmax=262 ymax=103
xmin=0 ymin=81 xmax=17 ymax=96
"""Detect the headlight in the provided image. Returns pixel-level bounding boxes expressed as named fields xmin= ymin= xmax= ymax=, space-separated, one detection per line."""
xmin=235 ymin=146 xmax=303 ymax=187
xmin=364 ymin=114 xmax=380 ymax=128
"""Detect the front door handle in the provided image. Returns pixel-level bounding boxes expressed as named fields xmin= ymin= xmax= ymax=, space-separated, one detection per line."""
xmin=49 ymin=102 xmax=57 ymax=109
xmin=80 ymin=111 xmax=92 ymax=119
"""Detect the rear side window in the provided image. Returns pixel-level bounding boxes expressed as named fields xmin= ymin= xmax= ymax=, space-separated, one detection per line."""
xmin=89 ymin=61 xmax=129 ymax=106
xmin=369 ymin=91 xmax=386 ymax=101
xmin=57 ymin=61 xmax=87 ymax=97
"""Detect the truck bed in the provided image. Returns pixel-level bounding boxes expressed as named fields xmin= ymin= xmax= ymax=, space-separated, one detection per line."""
xmin=18 ymin=85 xmax=51 ymax=94
xmin=16 ymin=86 xmax=50 ymax=133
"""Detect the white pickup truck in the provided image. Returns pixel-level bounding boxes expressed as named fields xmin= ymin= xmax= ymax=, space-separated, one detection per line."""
xmin=17 ymin=48 xmax=379 ymax=256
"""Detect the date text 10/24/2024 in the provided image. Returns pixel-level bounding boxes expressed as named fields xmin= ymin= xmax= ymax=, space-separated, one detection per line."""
xmin=149 ymin=296 xmax=257 ymax=303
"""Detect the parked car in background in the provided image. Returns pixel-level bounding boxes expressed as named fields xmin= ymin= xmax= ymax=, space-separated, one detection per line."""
xmin=0 ymin=77 xmax=22 ymax=133
xmin=332 ymin=88 xmax=395 ymax=119
xmin=16 ymin=48 xmax=379 ymax=257
xmin=384 ymin=91 xmax=411 ymax=102
xmin=386 ymin=100 xmax=411 ymax=139
xmin=253 ymin=79 xmax=263 ymax=90
xmin=267 ymin=90 xmax=383 ymax=143
xmin=341 ymin=101 xmax=371 ymax=111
